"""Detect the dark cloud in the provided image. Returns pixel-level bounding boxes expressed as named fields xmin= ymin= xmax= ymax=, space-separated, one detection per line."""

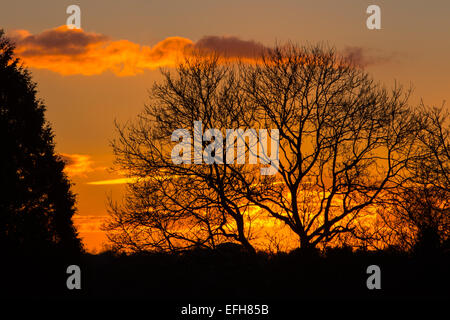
xmin=194 ymin=36 xmax=268 ymax=58
xmin=193 ymin=39 xmax=393 ymax=67
xmin=11 ymin=26 xmax=108 ymax=56
xmin=342 ymin=46 xmax=394 ymax=68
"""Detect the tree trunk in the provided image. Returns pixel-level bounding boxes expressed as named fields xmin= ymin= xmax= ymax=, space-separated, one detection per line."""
xmin=235 ymin=215 xmax=256 ymax=254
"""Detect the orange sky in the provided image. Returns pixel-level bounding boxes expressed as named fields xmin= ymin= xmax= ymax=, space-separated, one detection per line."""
xmin=2 ymin=0 xmax=449 ymax=252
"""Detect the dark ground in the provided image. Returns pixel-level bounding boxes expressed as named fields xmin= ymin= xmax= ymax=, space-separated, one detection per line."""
xmin=2 ymin=245 xmax=449 ymax=302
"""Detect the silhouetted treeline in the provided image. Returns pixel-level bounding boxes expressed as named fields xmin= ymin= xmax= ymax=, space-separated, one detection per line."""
xmin=2 ymin=246 xmax=449 ymax=300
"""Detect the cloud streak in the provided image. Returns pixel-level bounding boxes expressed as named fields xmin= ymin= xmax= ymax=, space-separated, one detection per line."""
xmin=342 ymin=46 xmax=394 ymax=68
xmin=195 ymin=35 xmax=267 ymax=58
xmin=87 ymin=177 xmax=138 ymax=185
xmin=73 ymin=215 xmax=107 ymax=233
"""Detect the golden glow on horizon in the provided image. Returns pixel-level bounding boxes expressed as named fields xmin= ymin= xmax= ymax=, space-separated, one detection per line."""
xmin=73 ymin=215 xmax=109 ymax=252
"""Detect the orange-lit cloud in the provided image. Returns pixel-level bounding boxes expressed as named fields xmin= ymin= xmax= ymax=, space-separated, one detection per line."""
xmin=9 ymin=26 xmax=192 ymax=76
xmin=60 ymin=153 xmax=95 ymax=177
xmin=9 ymin=26 xmax=269 ymax=76
xmin=9 ymin=26 xmax=391 ymax=76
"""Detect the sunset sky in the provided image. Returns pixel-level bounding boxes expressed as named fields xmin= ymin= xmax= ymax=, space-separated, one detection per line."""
xmin=2 ymin=0 xmax=449 ymax=252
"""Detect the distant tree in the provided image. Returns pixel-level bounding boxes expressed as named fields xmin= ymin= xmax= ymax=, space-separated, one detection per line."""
xmin=378 ymin=105 xmax=449 ymax=253
xmin=0 ymin=30 xmax=82 ymax=254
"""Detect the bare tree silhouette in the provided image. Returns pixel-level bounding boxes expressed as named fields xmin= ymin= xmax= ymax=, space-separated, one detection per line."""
xmin=105 ymin=53 xmax=260 ymax=253
xmin=105 ymin=43 xmax=423 ymax=253
xmin=236 ymin=44 xmax=417 ymax=250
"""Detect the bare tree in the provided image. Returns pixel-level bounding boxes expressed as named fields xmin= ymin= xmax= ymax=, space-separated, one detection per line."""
xmin=238 ymin=44 xmax=417 ymax=250
xmin=105 ymin=43 xmax=421 ymax=253
xmin=104 ymin=53 xmax=261 ymax=253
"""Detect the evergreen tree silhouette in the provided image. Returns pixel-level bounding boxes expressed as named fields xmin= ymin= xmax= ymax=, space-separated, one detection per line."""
xmin=0 ymin=30 xmax=82 ymax=254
